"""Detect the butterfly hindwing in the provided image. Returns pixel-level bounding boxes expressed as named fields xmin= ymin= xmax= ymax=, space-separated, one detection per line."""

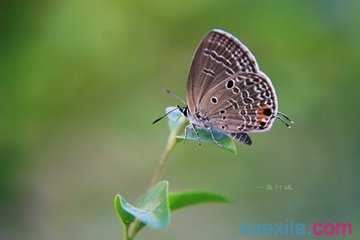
xmin=200 ymin=72 xmax=278 ymax=133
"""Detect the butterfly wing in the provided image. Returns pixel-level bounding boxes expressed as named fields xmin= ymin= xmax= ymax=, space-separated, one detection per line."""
xmin=186 ymin=29 xmax=259 ymax=115
xmin=198 ymin=72 xmax=278 ymax=133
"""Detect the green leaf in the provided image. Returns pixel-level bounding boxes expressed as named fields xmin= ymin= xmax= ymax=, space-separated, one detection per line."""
xmin=169 ymin=191 xmax=229 ymax=211
xmin=135 ymin=180 xmax=170 ymax=229
xmin=114 ymin=181 xmax=171 ymax=230
xmin=166 ymin=106 xmax=237 ymax=154
xmin=177 ymin=125 xmax=237 ymax=154
xmin=113 ymin=194 xmax=135 ymax=226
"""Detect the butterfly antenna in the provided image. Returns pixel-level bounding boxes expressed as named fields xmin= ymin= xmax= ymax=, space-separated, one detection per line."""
xmin=152 ymin=107 xmax=179 ymax=125
xmin=162 ymin=88 xmax=186 ymax=105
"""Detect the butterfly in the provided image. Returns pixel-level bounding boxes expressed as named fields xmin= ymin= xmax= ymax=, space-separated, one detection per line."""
xmin=154 ymin=29 xmax=293 ymax=146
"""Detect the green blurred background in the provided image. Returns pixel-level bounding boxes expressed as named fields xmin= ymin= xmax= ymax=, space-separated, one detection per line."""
xmin=1 ymin=0 xmax=359 ymax=239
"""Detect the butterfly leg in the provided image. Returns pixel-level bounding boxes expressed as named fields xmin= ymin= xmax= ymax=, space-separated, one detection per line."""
xmin=182 ymin=124 xmax=189 ymax=144
xmin=208 ymin=127 xmax=225 ymax=148
xmin=191 ymin=124 xmax=202 ymax=146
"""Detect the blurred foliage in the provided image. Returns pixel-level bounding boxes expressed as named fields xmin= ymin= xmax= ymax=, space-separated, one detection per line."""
xmin=0 ymin=0 xmax=360 ymax=239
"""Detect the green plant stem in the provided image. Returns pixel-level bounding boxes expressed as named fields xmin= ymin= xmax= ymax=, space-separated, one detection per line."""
xmin=150 ymin=119 xmax=186 ymax=186
xmin=127 ymin=119 xmax=186 ymax=239
xmin=123 ymin=226 xmax=131 ymax=240
xmin=149 ymin=128 xmax=181 ymax=186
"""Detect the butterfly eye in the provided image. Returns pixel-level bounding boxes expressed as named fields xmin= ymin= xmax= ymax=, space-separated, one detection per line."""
xmin=259 ymin=121 xmax=266 ymax=129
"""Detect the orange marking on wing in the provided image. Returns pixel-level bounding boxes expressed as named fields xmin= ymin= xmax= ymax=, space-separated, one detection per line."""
xmin=256 ymin=105 xmax=271 ymax=126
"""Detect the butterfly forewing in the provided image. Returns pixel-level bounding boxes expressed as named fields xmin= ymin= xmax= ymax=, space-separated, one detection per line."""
xmin=186 ymin=29 xmax=260 ymax=114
